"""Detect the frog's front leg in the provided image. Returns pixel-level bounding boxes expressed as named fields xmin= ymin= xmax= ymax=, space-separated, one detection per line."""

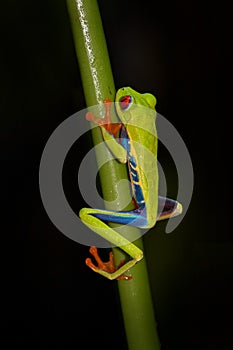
xmin=86 ymin=99 xmax=127 ymax=163
xmin=79 ymin=208 xmax=143 ymax=280
xmin=86 ymin=99 xmax=121 ymax=138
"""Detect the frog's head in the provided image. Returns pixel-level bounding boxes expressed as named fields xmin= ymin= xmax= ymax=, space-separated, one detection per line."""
xmin=115 ymin=87 xmax=156 ymax=124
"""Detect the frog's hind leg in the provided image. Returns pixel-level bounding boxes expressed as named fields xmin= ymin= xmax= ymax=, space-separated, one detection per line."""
xmin=157 ymin=196 xmax=183 ymax=221
xmin=79 ymin=207 xmax=144 ymax=280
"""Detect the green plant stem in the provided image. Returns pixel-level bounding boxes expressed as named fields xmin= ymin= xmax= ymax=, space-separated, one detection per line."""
xmin=66 ymin=1 xmax=160 ymax=349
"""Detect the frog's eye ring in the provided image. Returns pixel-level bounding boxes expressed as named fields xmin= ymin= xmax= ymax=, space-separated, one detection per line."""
xmin=119 ymin=95 xmax=133 ymax=110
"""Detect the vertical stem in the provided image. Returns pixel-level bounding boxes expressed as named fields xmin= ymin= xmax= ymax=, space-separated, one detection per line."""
xmin=66 ymin=1 xmax=160 ymax=349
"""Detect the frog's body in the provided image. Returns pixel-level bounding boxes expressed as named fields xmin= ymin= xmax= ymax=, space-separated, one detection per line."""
xmin=125 ymin=122 xmax=158 ymax=228
xmin=80 ymin=87 xmax=182 ymax=280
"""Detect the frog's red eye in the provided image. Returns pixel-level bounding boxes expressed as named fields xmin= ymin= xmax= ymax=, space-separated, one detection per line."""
xmin=119 ymin=95 xmax=132 ymax=110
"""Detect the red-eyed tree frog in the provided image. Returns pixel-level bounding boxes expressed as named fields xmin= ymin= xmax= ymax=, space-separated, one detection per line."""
xmin=79 ymin=87 xmax=182 ymax=280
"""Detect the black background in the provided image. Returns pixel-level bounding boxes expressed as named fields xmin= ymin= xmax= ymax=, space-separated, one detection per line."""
xmin=1 ymin=1 xmax=231 ymax=349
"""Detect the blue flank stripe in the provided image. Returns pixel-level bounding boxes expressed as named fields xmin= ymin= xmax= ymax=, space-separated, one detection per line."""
xmin=133 ymin=183 xmax=144 ymax=206
xmin=119 ymin=126 xmax=130 ymax=151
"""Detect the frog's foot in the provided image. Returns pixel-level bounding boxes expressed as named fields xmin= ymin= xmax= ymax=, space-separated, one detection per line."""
xmin=85 ymin=246 xmax=132 ymax=280
xmin=86 ymin=99 xmax=122 ymax=138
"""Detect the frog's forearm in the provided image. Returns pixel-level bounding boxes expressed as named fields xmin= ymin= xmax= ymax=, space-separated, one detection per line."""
xmin=101 ymin=128 xmax=127 ymax=163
